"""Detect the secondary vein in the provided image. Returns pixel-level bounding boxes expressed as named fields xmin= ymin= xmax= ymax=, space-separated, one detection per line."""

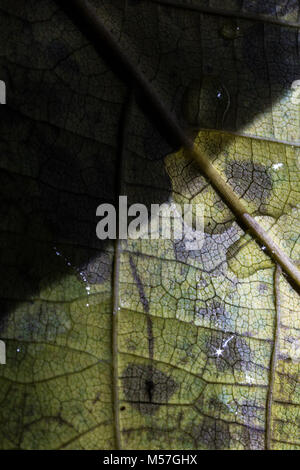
xmin=265 ymin=264 xmax=282 ymax=450
xmin=111 ymin=91 xmax=133 ymax=450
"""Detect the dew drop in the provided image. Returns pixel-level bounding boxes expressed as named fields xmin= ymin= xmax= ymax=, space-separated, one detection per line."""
xmin=183 ymin=77 xmax=230 ymax=128
xmin=272 ymin=162 xmax=283 ymax=170
xmin=219 ymin=21 xmax=241 ymax=40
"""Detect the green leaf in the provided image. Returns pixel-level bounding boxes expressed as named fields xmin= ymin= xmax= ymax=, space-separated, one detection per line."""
xmin=0 ymin=0 xmax=299 ymax=450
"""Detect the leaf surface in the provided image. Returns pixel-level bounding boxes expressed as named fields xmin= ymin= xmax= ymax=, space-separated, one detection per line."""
xmin=0 ymin=0 xmax=299 ymax=450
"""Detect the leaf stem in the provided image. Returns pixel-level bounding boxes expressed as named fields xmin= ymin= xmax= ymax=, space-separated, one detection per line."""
xmin=58 ymin=0 xmax=300 ymax=289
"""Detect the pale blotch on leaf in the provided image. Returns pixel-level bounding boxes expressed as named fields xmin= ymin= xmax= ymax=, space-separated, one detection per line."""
xmin=206 ymin=332 xmax=252 ymax=373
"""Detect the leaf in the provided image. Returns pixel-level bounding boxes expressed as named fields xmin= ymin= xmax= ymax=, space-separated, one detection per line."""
xmin=0 ymin=0 xmax=299 ymax=450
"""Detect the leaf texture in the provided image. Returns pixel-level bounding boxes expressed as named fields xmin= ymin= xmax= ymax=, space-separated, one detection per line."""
xmin=0 ymin=0 xmax=299 ymax=450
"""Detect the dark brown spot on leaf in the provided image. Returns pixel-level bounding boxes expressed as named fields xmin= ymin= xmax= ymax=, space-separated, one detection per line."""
xmin=121 ymin=364 xmax=178 ymax=415
xmin=225 ymin=161 xmax=272 ymax=206
xmin=191 ymin=416 xmax=230 ymax=450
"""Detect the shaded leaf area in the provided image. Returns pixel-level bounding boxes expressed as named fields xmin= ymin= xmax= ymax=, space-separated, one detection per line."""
xmin=152 ymin=0 xmax=300 ymax=25
xmin=0 ymin=0 xmax=172 ymax=450
xmin=99 ymin=0 xmax=299 ymax=142
xmin=0 ymin=0 xmax=299 ymax=450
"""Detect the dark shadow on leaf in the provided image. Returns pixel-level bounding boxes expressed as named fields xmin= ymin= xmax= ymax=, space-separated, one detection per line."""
xmin=0 ymin=0 xmax=298 ymax=345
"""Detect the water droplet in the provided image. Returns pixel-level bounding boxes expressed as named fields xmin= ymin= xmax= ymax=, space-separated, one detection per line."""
xmin=183 ymin=77 xmax=231 ymax=128
xmin=220 ymin=20 xmax=241 ymax=40
xmin=272 ymin=162 xmax=283 ymax=170
xmin=214 ymin=347 xmax=224 ymax=357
